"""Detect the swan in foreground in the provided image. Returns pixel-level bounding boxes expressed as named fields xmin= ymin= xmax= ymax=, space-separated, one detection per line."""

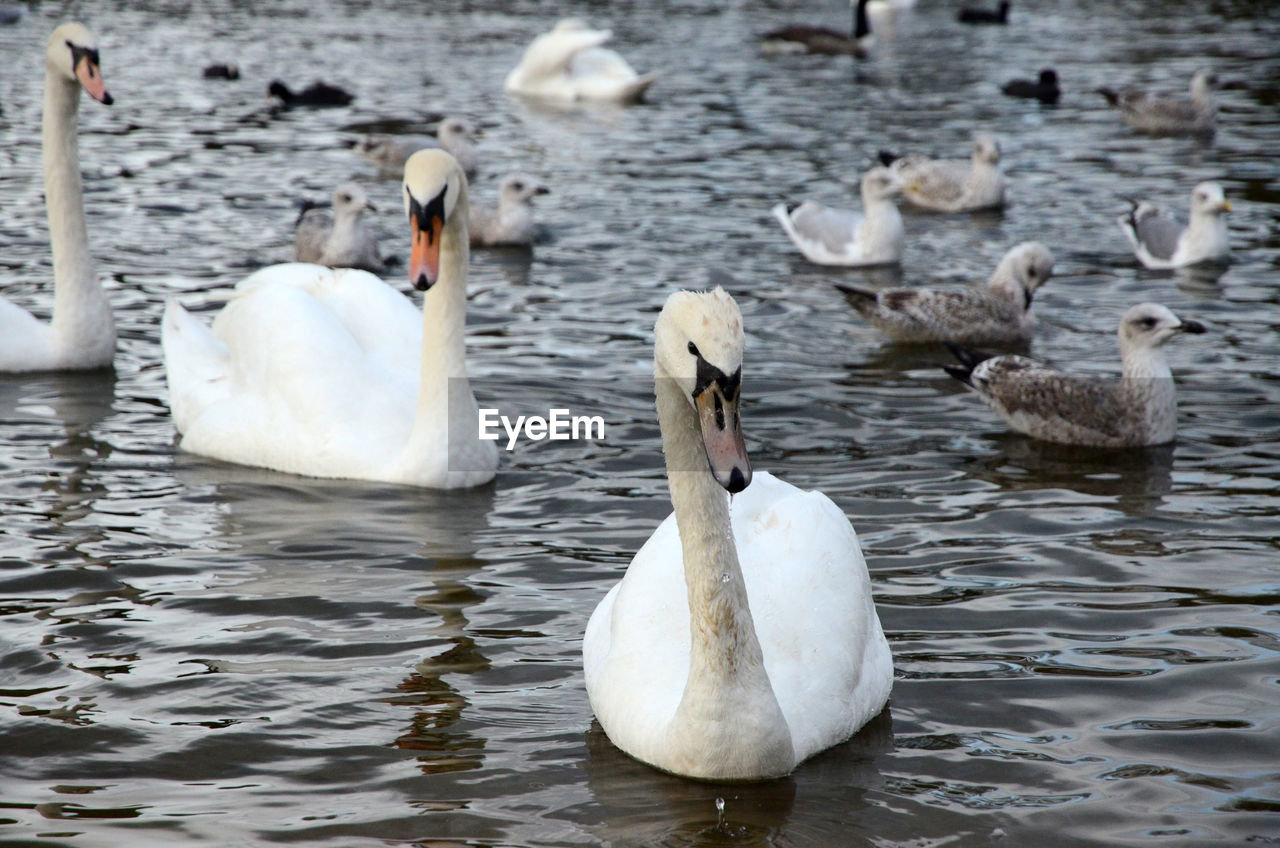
xmin=504 ymin=19 xmax=658 ymax=104
xmin=1 ymin=23 xmax=115 ymax=373
xmin=294 ymin=182 xmax=382 ymax=272
xmin=1118 ymin=181 xmax=1230 ymax=269
xmin=944 ymin=303 xmax=1205 ymax=447
xmin=356 ymin=117 xmax=479 ymax=179
xmin=1096 ymin=69 xmax=1218 ymax=136
xmin=880 ymin=135 xmax=1006 ymax=212
xmin=469 ymin=173 xmax=549 ymax=248
xmin=162 ymin=150 xmax=498 ymax=488
xmin=837 ymin=241 xmax=1054 ymax=346
xmin=761 ymin=0 xmax=874 ymax=56
xmin=771 ymin=167 xmax=904 ymax=266
xmin=584 ymin=288 xmax=893 ymax=781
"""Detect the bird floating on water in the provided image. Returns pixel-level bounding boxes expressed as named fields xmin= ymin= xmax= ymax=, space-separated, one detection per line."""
xmin=268 ymin=79 xmax=353 ymax=107
xmin=1096 ymin=69 xmax=1218 ymax=136
xmin=771 ymin=167 xmax=904 ymax=267
xmin=880 ymin=135 xmax=1006 ymax=212
xmin=504 ymin=19 xmax=658 ymax=104
xmin=958 ymin=1 xmax=1010 ymax=24
xmin=837 ymin=241 xmax=1054 ymax=346
xmin=1002 ymin=69 xmax=1059 ymax=103
xmin=1118 ymin=181 xmax=1230 ymax=270
xmin=761 ymin=0 xmax=875 ymax=56
xmin=583 ymin=287 xmax=892 ymax=781
xmin=944 ymin=303 xmax=1206 ymax=447
xmin=293 ymin=182 xmax=382 ymax=272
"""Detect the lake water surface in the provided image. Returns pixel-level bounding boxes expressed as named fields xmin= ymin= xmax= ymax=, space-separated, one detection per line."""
xmin=1 ymin=1 xmax=1278 ymax=846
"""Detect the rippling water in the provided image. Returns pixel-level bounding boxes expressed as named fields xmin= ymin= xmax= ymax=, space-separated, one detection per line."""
xmin=2 ymin=1 xmax=1279 ymax=846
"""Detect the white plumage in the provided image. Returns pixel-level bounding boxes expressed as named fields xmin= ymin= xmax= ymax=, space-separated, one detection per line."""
xmin=504 ymin=19 xmax=658 ymax=103
xmin=1118 ymin=181 xmax=1230 ymax=269
xmin=771 ymin=167 xmax=904 ymax=266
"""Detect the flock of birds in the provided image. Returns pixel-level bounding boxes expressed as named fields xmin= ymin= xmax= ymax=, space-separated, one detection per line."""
xmin=0 ymin=6 xmax=1237 ymax=783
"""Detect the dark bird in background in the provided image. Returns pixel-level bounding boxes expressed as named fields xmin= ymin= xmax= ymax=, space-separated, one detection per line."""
xmin=267 ymin=80 xmax=354 ymax=107
xmin=202 ymin=63 xmax=240 ymax=80
xmin=1002 ymin=69 xmax=1059 ymax=103
xmin=760 ymin=0 xmax=874 ymax=56
xmin=958 ymin=1 xmax=1010 ymax=24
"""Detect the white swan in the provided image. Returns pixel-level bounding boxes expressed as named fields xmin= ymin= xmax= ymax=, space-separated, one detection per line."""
xmin=584 ymin=288 xmax=893 ymax=781
xmin=1 ymin=23 xmax=114 ymax=373
xmin=161 ymin=150 xmax=498 ymax=489
xmin=504 ymin=19 xmax=659 ymax=104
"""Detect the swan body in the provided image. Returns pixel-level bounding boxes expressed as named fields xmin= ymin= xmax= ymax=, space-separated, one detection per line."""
xmin=837 ymin=241 xmax=1054 ymax=346
xmin=772 ymin=167 xmax=904 ymax=266
xmin=294 ymin=182 xmax=382 ymax=271
xmin=469 ymin=173 xmax=549 ymax=248
xmin=945 ymin=303 xmax=1206 ymax=447
xmin=881 ymin=135 xmax=1006 ymax=212
xmin=584 ymin=288 xmax=892 ymax=781
xmin=162 ymin=150 xmax=497 ymax=488
xmin=1118 ymin=181 xmax=1230 ymax=269
xmin=1 ymin=23 xmax=115 ymax=373
xmin=504 ymin=19 xmax=658 ymax=103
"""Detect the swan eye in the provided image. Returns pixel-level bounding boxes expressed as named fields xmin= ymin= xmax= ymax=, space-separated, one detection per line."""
xmin=687 ymin=341 xmax=700 ymax=358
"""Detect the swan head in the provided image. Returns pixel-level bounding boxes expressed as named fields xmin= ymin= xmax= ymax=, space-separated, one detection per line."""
xmin=403 ymin=149 xmax=468 ymax=291
xmin=655 ymin=288 xmax=752 ymax=494
xmin=971 ymin=134 xmax=1001 ymax=166
xmin=987 ymin=241 xmax=1054 ymax=307
xmin=47 ymin=22 xmax=113 ymax=105
xmin=1189 ymin=181 xmax=1230 ymax=217
xmin=1118 ymin=303 xmax=1205 ymax=354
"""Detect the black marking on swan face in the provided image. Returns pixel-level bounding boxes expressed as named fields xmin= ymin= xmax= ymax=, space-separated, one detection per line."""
xmin=692 ymin=354 xmax=742 ymax=409
xmin=408 ymin=182 xmax=449 ymax=242
xmin=67 ymin=41 xmax=101 ymax=73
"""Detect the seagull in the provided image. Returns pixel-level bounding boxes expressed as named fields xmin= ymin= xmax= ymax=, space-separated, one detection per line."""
xmin=880 ymin=135 xmax=1006 ymax=212
xmin=771 ymin=167 xmax=904 ymax=266
xmin=1118 ymin=181 xmax=1230 ymax=269
xmin=469 ymin=174 xmax=550 ymax=248
xmin=355 ymin=117 xmax=479 ymax=180
xmin=837 ymin=241 xmax=1053 ymax=345
xmin=294 ymin=183 xmax=382 ymax=272
xmin=1002 ymin=69 xmax=1060 ymax=103
xmin=943 ymin=303 xmax=1206 ymax=447
xmin=1096 ymin=69 xmax=1218 ymax=136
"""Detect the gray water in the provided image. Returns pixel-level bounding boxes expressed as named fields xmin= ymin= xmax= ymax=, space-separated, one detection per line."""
xmin=2 ymin=1 xmax=1279 ymax=846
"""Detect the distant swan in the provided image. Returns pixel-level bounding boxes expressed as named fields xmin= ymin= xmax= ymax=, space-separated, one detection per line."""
xmin=504 ymin=19 xmax=659 ymax=103
xmin=584 ymin=287 xmax=893 ymax=781
xmin=162 ymin=150 xmax=498 ymax=488
xmin=1 ymin=23 xmax=115 ymax=373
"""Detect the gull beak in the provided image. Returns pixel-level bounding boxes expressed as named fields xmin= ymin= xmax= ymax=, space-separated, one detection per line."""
xmin=1220 ymin=200 xmax=1232 ymax=213
xmin=535 ymin=184 xmax=551 ymax=196
xmin=1177 ymin=319 xmax=1207 ymax=334
xmin=75 ymin=53 xmax=113 ymax=105
xmin=694 ymin=384 xmax=751 ymax=494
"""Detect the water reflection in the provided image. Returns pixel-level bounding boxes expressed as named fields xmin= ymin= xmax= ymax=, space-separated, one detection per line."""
xmin=581 ymin=708 xmax=893 ymax=846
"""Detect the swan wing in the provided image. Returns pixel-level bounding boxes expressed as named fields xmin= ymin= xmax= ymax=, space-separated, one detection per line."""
xmin=0 ymin=297 xmax=58 ymax=372
xmin=505 ymin=23 xmax=613 ymax=92
xmin=166 ymin=265 xmax=420 ymax=478
xmin=732 ymin=472 xmax=892 ymax=763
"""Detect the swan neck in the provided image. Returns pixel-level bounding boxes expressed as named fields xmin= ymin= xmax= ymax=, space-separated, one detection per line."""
xmin=654 ymin=373 xmax=767 ymax=686
xmin=44 ymin=71 xmax=109 ymax=345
